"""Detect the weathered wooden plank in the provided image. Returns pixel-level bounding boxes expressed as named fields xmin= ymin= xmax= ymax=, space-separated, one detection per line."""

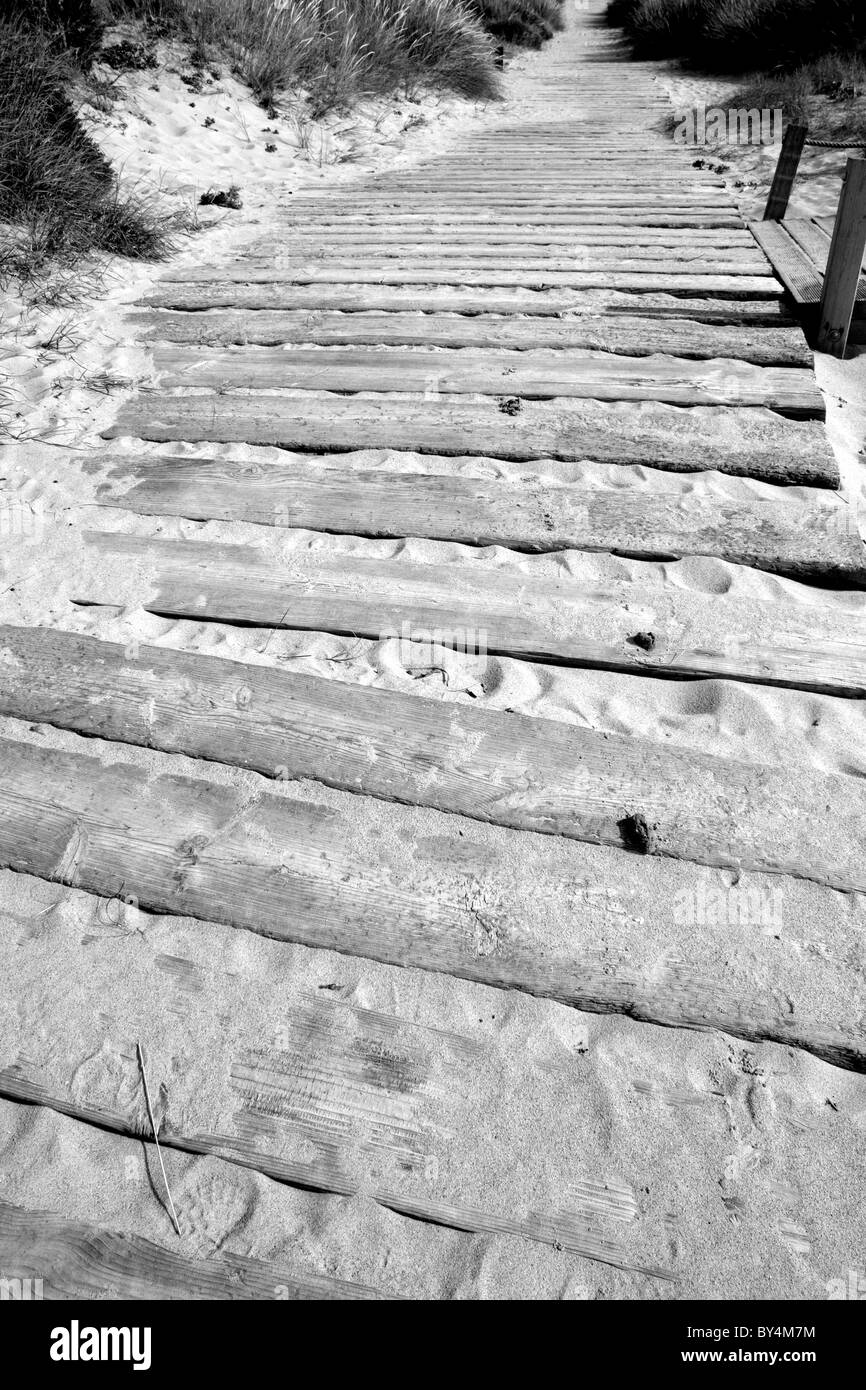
xmin=1 ymin=898 xmax=859 ymax=1294
xmin=76 ymin=530 xmax=864 ymax=694
xmin=157 ymin=266 xmax=779 ymax=294
xmin=276 ymin=212 xmax=745 ymax=228
xmin=149 ymin=346 xmax=823 ymax=417
xmin=0 ymin=734 xmax=862 ymax=1073
xmin=762 ymin=123 xmax=808 ymax=221
xmin=357 ymin=184 xmax=729 ymax=196
xmin=782 ymin=218 xmax=832 ymax=266
xmin=7 ymin=1068 xmax=857 ymax=1304
xmin=371 ymin=180 xmax=728 ymax=191
xmin=249 ymin=247 xmax=768 ymax=270
xmin=278 ymin=212 xmax=745 ymax=229
xmin=143 ymin=283 xmax=792 ymax=321
xmin=3 ymin=625 xmax=865 ymax=891
xmin=0 ymin=924 xmax=677 ymax=1283
xmin=784 ymin=216 xmax=866 ymax=315
xmin=0 ymin=1201 xmax=393 ymax=1300
xmin=92 ymin=456 xmax=858 ymax=578
xmin=749 ymin=221 xmax=824 ymax=305
xmin=102 ymin=394 xmax=837 ymax=487
xmin=817 ymin=161 xmax=866 ymax=355
xmin=130 ymin=309 xmax=812 ymax=365
xmin=281 ymin=193 xmax=734 ymax=208
xmin=258 ymin=229 xmax=757 ymax=246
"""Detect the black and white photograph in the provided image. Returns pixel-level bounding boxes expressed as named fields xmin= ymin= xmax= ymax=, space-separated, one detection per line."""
xmin=0 ymin=0 xmax=864 ymax=1341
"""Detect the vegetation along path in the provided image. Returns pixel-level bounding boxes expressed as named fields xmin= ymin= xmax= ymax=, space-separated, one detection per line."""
xmin=1 ymin=4 xmax=864 ymax=1300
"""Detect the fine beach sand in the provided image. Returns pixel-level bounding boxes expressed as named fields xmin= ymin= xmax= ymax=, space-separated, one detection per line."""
xmin=1 ymin=8 xmax=865 ymax=1300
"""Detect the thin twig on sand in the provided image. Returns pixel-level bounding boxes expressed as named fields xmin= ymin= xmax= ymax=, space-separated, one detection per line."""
xmin=136 ymin=1041 xmax=182 ymax=1236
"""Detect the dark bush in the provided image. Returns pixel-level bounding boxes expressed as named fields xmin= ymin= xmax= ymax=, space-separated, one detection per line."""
xmin=98 ymin=40 xmax=158 ymax=69
xmin=469 ymin=0 xmax=565 ymax=47
xmin=0 ymin=0 xmax=105 ymax=59
xmin=606 ymin=0 xmax=866 ymax=73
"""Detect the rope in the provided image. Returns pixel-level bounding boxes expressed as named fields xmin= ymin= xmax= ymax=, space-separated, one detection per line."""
xmin=804 ymin=138 xmax=866 ymax=149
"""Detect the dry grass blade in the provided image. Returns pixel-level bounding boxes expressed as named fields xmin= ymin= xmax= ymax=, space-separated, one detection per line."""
xmin=136 ymin=1040 xmax=182 ymax=1237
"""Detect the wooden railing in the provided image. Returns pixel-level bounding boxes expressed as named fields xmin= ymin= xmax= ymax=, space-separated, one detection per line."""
xmin=764 ymin=126 xmax=866 ymax=356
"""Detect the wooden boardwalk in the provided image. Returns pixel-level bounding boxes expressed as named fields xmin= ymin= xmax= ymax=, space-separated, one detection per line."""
xmin=1 ymin=6 xmax=864 ymax=1299
xmin=751 ymin=215 xmax=866 ymax=341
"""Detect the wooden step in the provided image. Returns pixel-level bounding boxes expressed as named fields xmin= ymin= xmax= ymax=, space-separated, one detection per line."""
xmin=0 ymin=893 xmax=859 ymax=1292
xmin=3 ymin=625 xmax=865 ymax=891
xmin=784 ymin=216 xmax=866 ymax=306
xmin=749 ymin=222 xmax=825 ymax=306
xmin=103 ymin=394 xmax=836 ymax=486
xmin=0 ymin=733 xmax=862 ymax=1071
xmin=76 ymin=530 xmax=863 ymax=694
xmin=254 ymin=229 xmax=757 ymax=246
xmin=277 ymin=209 xmax=743 ymax=223
xmin=93 ymin=455 xmax=857 ymax=578
xmin=148 ymin=345 xmax=823 ymax=417
xmin=248 ymin=249 xmax=769 ymax=271
xmin=143 ymin=284 xmax=791 ymax=321
xmin=130 ymin=309 xmax=812 ymax=365
xmin=0 ymin=1201 xmax=393 ymax=1300
xmin=157 ymin=266 xmax=778 ymax=295
xmin=281 ymin=197 xmax=735 ymax=211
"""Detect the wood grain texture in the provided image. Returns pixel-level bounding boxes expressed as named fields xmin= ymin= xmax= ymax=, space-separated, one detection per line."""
xmin=0 ymin=733 xmax=862 ymax=1074
xmin=0 ymin=921 xmax=678 ymax=1280
xmin=148 ymin=346 xmax=823 ymax=416
xmin=245 ymin=246 xmax=768 ymax=270
xmin=266 ymin=226 xmax=753 ymax=244
xmin=275 ymin=212 xmax=745 ymax=227
xmin=130 ymin=309 xmax=813 ymax=365
xmin=0 ymin=1201 xmax=393 ymax=1300
xmin=156 ymin=266 xmax=779 ymax=294
xmin=749 ymin=221 xmax=824 ymax=305
xmin=817 ymin=161 xmax=866 ymax=355
xmin=102 ymin=393 xmax=837 ymax=487
xmin=2 ymin=625 xmax=865 ymax=891
xmin=93 ymin=455 xmax=859 ymax=579
xmin=143 ymin=284 xmax=792 ymax=320
xmin=76 ymin=530 xmax=865 ymax=695
xmin=277 ymin=194 xmax=735 ymax=209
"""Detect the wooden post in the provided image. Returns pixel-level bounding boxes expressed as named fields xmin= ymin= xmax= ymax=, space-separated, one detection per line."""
xmin=763 ymin=123 xmax=808 ymax=221
xmin=817 ymin=158 xmax=866 ymax=357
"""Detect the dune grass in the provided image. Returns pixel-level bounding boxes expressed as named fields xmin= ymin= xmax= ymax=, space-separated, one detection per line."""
xmin=468 ymin=0 xmax=565 ymax=49
xmin=0 ymin=19 xmax=178 ymax=281
xmin=115 ymin=0 xmax=502 ymax=111
xmin=606 ymin=0 xmax=865 ymax=73
xmin=0 ymin=0 xmax=561 ymax=278
xmin=0 ymin=0 xmax=107 ymax=58
xmin=608 ymin=0 xmax=866 ymax=143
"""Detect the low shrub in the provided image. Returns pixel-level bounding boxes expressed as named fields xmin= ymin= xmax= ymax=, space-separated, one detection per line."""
xmin=0 ymin=19 xmax=173 ymax=276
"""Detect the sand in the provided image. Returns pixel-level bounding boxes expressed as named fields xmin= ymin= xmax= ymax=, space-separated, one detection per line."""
xmin=1 ymin=7 xmax=865 ymax=1301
